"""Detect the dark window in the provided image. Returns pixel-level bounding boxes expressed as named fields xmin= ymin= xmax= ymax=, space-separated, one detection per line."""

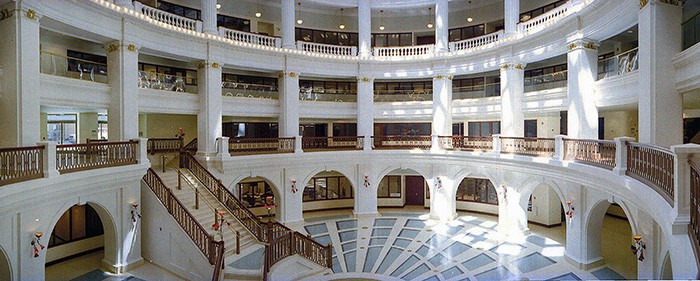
xmin=683 ymin=11 xmax=700 ymax=49
xmin=467 ymin=121 xmax=500 ymax=137
xmin=448 ymin=24 xmax=486 ymax=42
xmin=299 ymin=123 xmax=328 ymax=137
xmin=217 ymin=15 xmax=250 ymax=32
xmin=598 ymin=117 xmax=605 ymax=140
xmin=374 ymin=123 xmax=431 ymax=136
xmin=299 ymin=80 xmax=357 ymax=95
xmin=295 ymin=28 xmax=358 ymax=46
xmin=222 ymin=73 xmax=278 ymax=91
xmin=238 ymin=181 xmax=273 ymax=208
xmin=333 ymin=123 xmax=358 ymax=137
xmin=524 ymin=120 xmax=537 ymax=138
xmin=157 ymin=1 xmax=201 ymax=20
xmin=378 ymin=175 xmax=401 ymax=198
xmin=519 ymin=0 xmax=568 ymax=23
xmin=303 ymin=176 xmax=353 ymax=201
xmin=139 ymin=63 xmax=197 ymax=85
xmin=456 ymin=178 xmax=498 ymax=204
xmin=560 ymin=111 xmax=567 ymax=135
xmin=452 ymin=123 xmax=464 ymax=136
xmin=67 ymin=50 xmax=108 ymax=76
xmin=373 ymin=81 xmax=432 ymax=94
xmin=453 ymin=76 xmax=501 ymax=98
xmin=48 ymin=204 xmax=104 ymax=247
xmin=223 ymin=122 xmax=279 ymax=138
xmin=372 ymin=32 xmax=412 ymax=47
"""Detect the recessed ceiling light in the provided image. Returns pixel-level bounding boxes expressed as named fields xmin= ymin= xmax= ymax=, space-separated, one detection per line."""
xmin=467 ymin=17 xmax=473 ymax=22
xmin=339 ymin=24 xmax=346 ymax=30
xmin=627 ymin=30 xmax=634 ymax=34
xmin=427 ymin=23 xmax=434 ymax=29
xmin=255 ymin=12 xmax=262 ymax=18
xmin=216 ymin=3 xmax=221 ymax=9
xmin=297 ymin=19 xmax=303 ymax=24
xmin=379 ymin=25 xmax=385 ymax=31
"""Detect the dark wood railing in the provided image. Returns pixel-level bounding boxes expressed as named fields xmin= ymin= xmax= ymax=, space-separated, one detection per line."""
xmin=228 ymin=137 xmax=295 ymax=155
xmin=690 ymin=160 xmax=700 ymax=274
xmin=211 ymin=239 xmax=225 ymax=281
xmin=56 ymin=140 xmax=138 ymax=173
xmin=372 ymin=135 xmax=432 ymax=150
xmin=439 ymin=136 xmax=493 ymax=151
xmin=302 ymin=136 xmax=363 ymax=151
xmin=500 ymin=137 xmax=555 ymax=157
xmin=148 ymin=138 xmax=183 ymax=154
xmin=626 ymin=142 xmax=675 ymax=204
xmin=142 ymin=168 xmax=222 ymax=265
xmin=563 ymin=138 xmax=616 ymax=170
xmin=0 ymin=146 xmax=44 ymax=186
xmin=184 ymin=138 xmax=198 ymax=153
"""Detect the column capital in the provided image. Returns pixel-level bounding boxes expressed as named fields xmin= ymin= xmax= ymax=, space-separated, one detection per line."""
xmin=501 ymin=62 xmax=525 ymax=70
xmin=433 ymin=74 xmax=453 ymax=80
xmin=104 ymin=41 xmax=141 ymax=53
xmin=278 ymin=71 xmax=300 ymax=78
xmin=566 ymin=38 xmax=599 ymax=52
xmin=196 ymin=61 xmax=222 ymax=69
xmin=640 ymin=0 xmax=682 ymax=10
xmin=357 ymin=77 xmax=374 ymax=83
xmin=2 ymin=2 xmax=44 ymax=22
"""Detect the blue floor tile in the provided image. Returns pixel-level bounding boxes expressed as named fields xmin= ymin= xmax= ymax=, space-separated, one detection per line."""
xmin=363 ymin=247 xmax=383 ymax=272
xmin=428 ymin=253 xmax=449 ymax=267
xmin=591 ymin=267 xmax=626 ymax=280
xmin=444 ymin=241 xmax=471 ymax=258
xmin=229 ymin=247 xmax=264 ymax=270
xmin=342 ymin=241 xmax=357 ymax=252
xmin=339 ymin=230 xmax=357 ymax=242
xmin=70 ymin=270 xmax=109 ymax=281
xmin=332 ymin=256 xmax=343 ymax=273
xmin=304 ymin=223 xmax=328 ymax=235
xmin=313 ymin=234 xmax=332 ymax=246
xmin=512 ymin=252 xmax=556 ymax=273
xmin=547 ymin=272 xmax=582 ymax=280
xmin=405 ymin=219 xmax=427 ymax=228
xmin=441 ymin=266 xmax=464 ymax=280
xmin=526 ymin=235 xmax=548 ymax=248
xmin=399 ymin=229 xmax=420 ymax=239
xmin=374 ymin=218 xmax=397 ymax=227
xmin=376 ymin=247 xmax=403 ymax=274
xmin=489 ymin=242 xmax=527 ymax=256
xmin=426 ymin=234 xmax=450 ymax=248
xmin=372 ymin=228 xmax=392 ymax=237
xmin=391 ymin=255 xmax=420 ymax=277
xmin=473 ymin=266 xmax=515 ymax=281
xmin=393 ymin=238 xmax=412 ymax=248
xmin=446 ymin=225 xmax=463 ymax=235
xmin=462 ymin=253 xmax=495 ymax=271
xmin=336 ymin=219 xmax=357 ymax=230
xmin=416 ymin=245 xmax=431 ymax=257
xmin=423 ymin=275 xmax=440 ymax=281
xmin=402 ymin=263 xmax=430 ymax=280
xmin=344 ymin=250 xmax=357 ymax=272
xmin=370 ymin=237 xmax=387 ymax=246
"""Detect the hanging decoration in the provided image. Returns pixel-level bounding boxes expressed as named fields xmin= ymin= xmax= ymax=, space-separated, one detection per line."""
xmin=264 ymin=196 xmax=276 ymax=219
xmin=435 ymin=177 xmax=442 ymax=189
xmin=497 ymin=184 xmax=508 ymax=203
xmin=631 ymin=235 xmax=646 ymax=261
xmin=32 ymin=232 xmax=45 ymax=258
xmin=364 ymin=175 xmax=370 ymax=188
xmin=290 ymin=179 xmax=298 ymax=193
xmin=212 ymin=209 xmax=231 ymax=241
xmin=175 ymin=127 xmax=185 ymax=139
xmin=565 ymin=200 xmax=574 ymax=221
xmin=131 ymin=203 xmax=142 ymax=223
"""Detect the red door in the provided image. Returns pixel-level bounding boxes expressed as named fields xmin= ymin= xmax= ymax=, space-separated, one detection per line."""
xmin=405 ymin=176 xmax=425 ymax=206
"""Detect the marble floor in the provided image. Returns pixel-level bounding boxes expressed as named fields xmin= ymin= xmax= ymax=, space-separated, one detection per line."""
xmin=302 ymin=207 xmax=636 ymax=281
xmin=45 ymin=251 xmax=184 ymax=281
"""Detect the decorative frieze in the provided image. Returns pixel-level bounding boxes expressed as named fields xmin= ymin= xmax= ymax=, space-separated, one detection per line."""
xmin=640 ymin=0 xmax=681 ymax=9
xmin=278 ymin=72 xmax=298 ymax=78
xmin=434 ymin=74 xmax=453 ymax=80
xmin=501 ymin=63 xmax=524 ymax=70
xmin=357 ymin=77 xmax=373 ymax=83
xmin=25 ymin=9 xmax=35 ymax=20
xmin=567 ymin=39 xmax=599 ymax=52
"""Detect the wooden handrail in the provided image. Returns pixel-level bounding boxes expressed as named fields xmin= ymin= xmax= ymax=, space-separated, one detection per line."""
xmin=301 ymin=136 xmax=364 ymax=151
xmin=0 ymin=145 xmax=44 ymax=186
xmin=689 ymin=160 xmax=700 ymax=277
xmin=56 ymin=140 xmax=138 ymax=173
xmin=147 ymin=138 xmax=183 ymax=154
xmin=439 ymin=136 xmax=493 ymax=151
xmin=626 ymin=141 xmax=675 ymax=205
xmin=211 ymin=240 xmax=225 ymax=281
xmin=563 ymin=138 xmax=616 ymax=170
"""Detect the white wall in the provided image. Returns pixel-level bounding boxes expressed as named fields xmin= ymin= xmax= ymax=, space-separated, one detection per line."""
xmin=45 ymin=235 xmax=104 ymax=264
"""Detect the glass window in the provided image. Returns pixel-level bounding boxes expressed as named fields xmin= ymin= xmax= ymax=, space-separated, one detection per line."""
xmin=49 ymin=204 xmax=104 ymax=247
xmin=47 ymin=114 xmax=77 ymax=144
xmin=378 ymin=175 xmax=401 ymax=198
xmin=303 ymin=176 xmax=353 ymax=201
xmin=456 ymin=178 xmax=498 ymax=204
xmin=524 ymin=120 xmax=538 ymax=138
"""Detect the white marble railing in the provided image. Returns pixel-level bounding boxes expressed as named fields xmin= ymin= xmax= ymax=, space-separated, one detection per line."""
xmin=296 ymin=41 xmax=357 ymax=56
xmin=373 ymin=45 xmax=435 ymax=57
xmin=517 ymin=1 xmax=572 ymax=34
xmin=219 ymin=27 xmax=281 ymax=48
xmin=134 ymin=2 xmax=202 ymax=32
xmin=450 ymin=31 xmax=504 ymax=52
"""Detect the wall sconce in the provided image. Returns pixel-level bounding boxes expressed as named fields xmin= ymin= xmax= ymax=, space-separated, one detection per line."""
xmin=363 ymin=175 xmax=370 ymax=188
xmin=32 ymin=232 xmax=45 ymax=258
xmin=631 ymin=235 xmax=646 ymax=261
xmin=131 ymin=203 xmax=142 ymax=223
xmin=565 ymin=200 xmax=574 ymax=221
xmin=264 ymin=196 xmax=276 ymax=220
xmin=497 ymin=185 xmax=507 ymax=203
xmin=291 ymin=179 xmax=298 ymax=193
xmin=435 ymin=177 xmax=442 ymax=189
xmin=212 ymin=209 xmax=231 ymax=241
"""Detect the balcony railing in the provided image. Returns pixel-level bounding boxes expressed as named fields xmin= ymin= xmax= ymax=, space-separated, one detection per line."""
xmin=219 ymin=27 xmax=281 ymax=48
xmin=301 ymin=136 xmax=364 ymax=151
xmin=0 ymin=146 xmax=44 ymax=186
xmin=373 ymin=44 xmax=434 ymax=57
xmin=297 ymin=41 xmax=357 ymax=56
xmin=147 ymin=138 xmax=183 ymax=154
xmin=299 ymin=88 xmax=357 ymax=102
xmin=56 ymin=140 xmax=138 ymax=173
xmin=524 ymin=70 xmax=568 ymax=92
xmin=134 ymin=1 xmax=202 ymax=32
xmin=563 ymin=138 xmax=616 ymax=170
xmin=374 ymin=90 xmax=433 ymax=102
xmin=228 ymin=138 xmax=295 ymax=155
xmin=439 ymin=136 xmax=493 ymax=151
xmin=598 ymin=47 xmax=639 ymax=80
xmin=138 ymin=71 xmax=197 ymax=94
xmin=690 ymin=161 xmax=700 ymax=262
xmin=372 ymin=135 xmax=432 ymax=150
xmin=500 ymin=137 xmax=556 ymax=157
xmin=517 ymin=1 xmax=572 ymax=34
xmin=450 ymin=31 xmax=504 ymax=52
xmin=40 ymin=51 xmax=108 ymax=83
xmin=222 ymin=82 xmax=278 ymax=100
xmin=452 ymin=82 xmax=501 ymax=100
xmin=626 ymin=142 xmax=675 ymax=204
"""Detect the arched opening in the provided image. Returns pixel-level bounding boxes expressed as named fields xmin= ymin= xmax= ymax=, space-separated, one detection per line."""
xmin=661 ymin=251 xmax=673 ymax=279
xmin=522 ymin=183 xmax=567 ymax=259
xmin=235 ymin=176 xmax=280 ymax=219
xmin=0 ymin=246 xmax=10 ymax=281
xmin=377 ymin=168 xmax=429 ymax=209
xmin=44 ymin=203 xmax=112 ymax=280
xmin=455 ymin=177 xmax=498 ymax=213
xmin=586 ymin=201 xmax=636 ymax=279
xmin=302 ymin=170 xmax=354 ymax=217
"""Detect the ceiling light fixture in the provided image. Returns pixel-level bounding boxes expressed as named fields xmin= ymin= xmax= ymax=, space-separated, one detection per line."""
xmin=339 ymin=8 xmax=346 ymax=30
xmin=296 ymin=2 xmax=302 ymax=25
xmin=427 ymin=23 xmax=434 ymax=29
xmin=427 ymin=7 xmax=433 ymax=29
xmin=379 ymin=10 xmax=385 ymax=31
xmin=466 ymin=1 xmax=473 ymax=22
xmin=216 ymin=3 xmax=221 ymax=9
xmin=255 ymin=12 xmax=262 ymax=18
xmin=297 ymin=19 xmax=303 ymax=24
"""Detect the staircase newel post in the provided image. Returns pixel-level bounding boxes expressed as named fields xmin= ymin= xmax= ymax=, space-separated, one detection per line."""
xmin=326 ymin=243 xmax=333 ymax=268
xmin=236 ymin=231 xmax=241 ymax=255
xmin=209 ymin=235 xmax=216 ymax=264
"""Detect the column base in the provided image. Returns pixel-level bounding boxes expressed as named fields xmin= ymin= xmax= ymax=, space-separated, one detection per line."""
xmin=353 ymin=211 xmax=379 ymax=219
xmin=102 ymin=258 xmax=144 ymax=274
xmin=564 ymin=254 xmax=604 ymax=270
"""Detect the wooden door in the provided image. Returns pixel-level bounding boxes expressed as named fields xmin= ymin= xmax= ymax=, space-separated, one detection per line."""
xmin=405 ymin=176 xmax=425 ymax=206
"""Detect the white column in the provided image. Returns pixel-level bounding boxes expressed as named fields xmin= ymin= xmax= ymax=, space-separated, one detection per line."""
xmin=429 ymin=176 xmax=457 ymax=221
xmin=281 ymin=0 xmax=296 ymax=49
xmin=106 ymin=41 xmax=140 ymax=141
xmin=196 ymin=61 xmax=222 ymax=156
xmin=432 ymin=74 xmax=453 ymax=147
xmin=358 ymin=0 xmax=372 ymax=57
xmin=504 ymin=0 xmax=520 ymax=35
xmin=355 ymin=164 xmax=378 ymax=217
xmin=500 ymin=62 xmax=525 ymax=137
xmin=566 ymin=39 xmax=599 ymax=139
xmin=357 ymin=77 xmax=374 ymax=150
xmin=0 ymin=4 xmax=41 ymax=147
xmin=434 ymin=0 xmax=449 ymax=53
xmin=201 ymin=0 xmax=217 ymax=34
xmin=279 ymin=71 xmax=300 ymax=137
xmin=638 ymin=0 xmax=683 ymax=147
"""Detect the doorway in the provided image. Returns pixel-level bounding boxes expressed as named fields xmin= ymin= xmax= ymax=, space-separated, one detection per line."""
xmin=405 ymin=176 xmax=425 ymax=206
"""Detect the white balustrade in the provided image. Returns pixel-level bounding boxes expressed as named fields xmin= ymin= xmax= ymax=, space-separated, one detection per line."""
xmin=516 ymin=1 xmax=572 ymax=34
xmin=134 ymin=2 xmax=202 ymax=32
xmin=219 ymin=27 xmax=281 ymax=48
xmin=296 ymin=41 xmax=357 ymax=56
xmin=449 ymin=31 xmax=504 ymax=52
xmin=373 ymin=45 xmax=435 ymax=57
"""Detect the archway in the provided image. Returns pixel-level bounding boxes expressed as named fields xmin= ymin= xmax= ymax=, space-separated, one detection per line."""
xmin=377 ymin=168 xmax=429 ymax=209
xmin=586 ymin=200 xmax=637 ymax=279
xmin=44 ymin=202 xmax=116 ymax=280
xmin=522 ymin=182 xmax=566 ymax=242
xmin=234 ymin=176 xmax=280 ymax=219
xmin=0 ymin=246 xmax=10 ymax=281
xmin=301 ymin=170 xmax=354 ymax=218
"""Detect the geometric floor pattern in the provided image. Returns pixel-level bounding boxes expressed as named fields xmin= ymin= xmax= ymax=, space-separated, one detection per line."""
xmin=304 ymin=212 xmax=628 ymax=281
